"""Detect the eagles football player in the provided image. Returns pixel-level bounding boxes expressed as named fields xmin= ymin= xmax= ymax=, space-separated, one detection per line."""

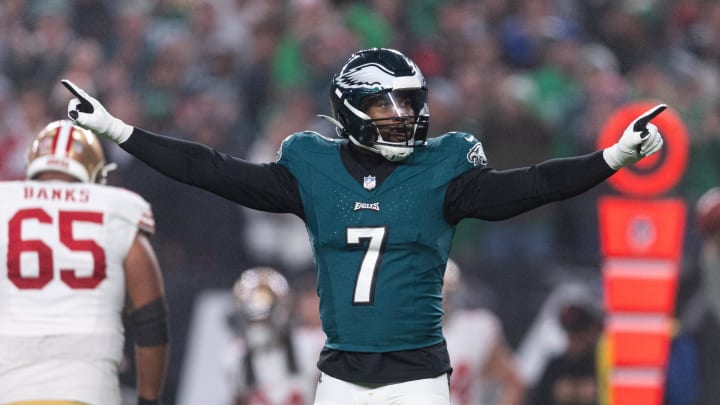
xmin=62 ymin=48 xmax=664 ymax=405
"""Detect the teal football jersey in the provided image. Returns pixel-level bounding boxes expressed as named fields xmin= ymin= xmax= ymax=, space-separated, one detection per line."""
xmin=277 ymin=131 xmax=484 ymax=352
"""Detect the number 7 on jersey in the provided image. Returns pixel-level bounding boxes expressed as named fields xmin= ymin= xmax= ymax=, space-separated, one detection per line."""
xmin=346 ymin=226 xmax=388 ymax=305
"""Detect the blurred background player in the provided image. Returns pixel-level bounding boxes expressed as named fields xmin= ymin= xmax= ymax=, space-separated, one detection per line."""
xmin=0 ymin=120 xmax=168 ymax=405
xmin=685 ymin=187 xmax=720 ymax=405
xmin=442 ymin=259 xmax=526 ymax=405
xmin=528 ymin=294 xmax=603 ymax=405
xmin=223 ymin=267 xmax=325 ymax=405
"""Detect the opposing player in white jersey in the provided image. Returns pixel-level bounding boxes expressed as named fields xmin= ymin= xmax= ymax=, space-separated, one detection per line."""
xmin=223 ymin=267 xmax=325 ymax=405
xmin=0 ymin=121 xmax=169 ymax=405
xmin=443 ymin=259 xmax=526 ymax=405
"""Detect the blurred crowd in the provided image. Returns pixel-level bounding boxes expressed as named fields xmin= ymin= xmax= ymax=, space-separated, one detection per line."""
xmin=2 ymin=0 xmax=720 ymax=402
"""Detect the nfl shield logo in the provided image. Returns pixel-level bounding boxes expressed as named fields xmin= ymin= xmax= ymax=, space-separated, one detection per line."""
xmin=363 ymin=175 xmax=376 ymax=190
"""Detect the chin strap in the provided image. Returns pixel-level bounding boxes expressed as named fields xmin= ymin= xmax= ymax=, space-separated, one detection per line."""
xmin=348 ymin=134 xmax=379 ymax=153
xmin=318 ymin=114 xmax=412 ymax=161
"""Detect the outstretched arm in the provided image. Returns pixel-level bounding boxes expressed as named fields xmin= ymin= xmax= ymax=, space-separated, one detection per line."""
xmin=120 ymin=128 xmax=303 ymax=215
xmin=61 ymin=80 xmax=303 ymax=216
xmin=445 ymin=104 xmax=666 ymax=223
xmin=446 ymin=151 xmax=614 ymax=223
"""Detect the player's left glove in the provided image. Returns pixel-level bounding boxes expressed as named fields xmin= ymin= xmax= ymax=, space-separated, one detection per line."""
xmin=61 ymin=79 xmax=134 ymax=144
xmin=603 ymin=104 xmax=666 ymax=170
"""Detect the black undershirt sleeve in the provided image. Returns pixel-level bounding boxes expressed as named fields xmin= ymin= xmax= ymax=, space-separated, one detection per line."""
xmin=444 ymin=151 xmax=616 ymax=225
xmin=121 ymin=128 xmax=304 ymax=218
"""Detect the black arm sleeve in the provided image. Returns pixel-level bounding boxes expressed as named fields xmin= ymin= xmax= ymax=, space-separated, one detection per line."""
xmin=120 ymin=128 xmax=304 ymax=217
xmin=444 ymin=151 xmax=615 ymax=225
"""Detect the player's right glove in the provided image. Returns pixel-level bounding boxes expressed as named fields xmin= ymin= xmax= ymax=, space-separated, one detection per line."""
xmin=602 ymin=104 xmax=666 ymax=170
xmin=61 ymin=79 xmax=134 ymax=144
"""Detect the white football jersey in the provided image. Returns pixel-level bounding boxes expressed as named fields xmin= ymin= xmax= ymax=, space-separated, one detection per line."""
xmin=0 ymin=180 xmax=155 ymax=404
xmin=222 ymin=326 xmax=326 ymax=405
xmin=444 ymin=308 xmax=501 ymax=405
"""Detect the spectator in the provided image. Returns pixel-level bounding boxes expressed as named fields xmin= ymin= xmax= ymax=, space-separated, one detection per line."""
xmin=528 ymin=296 xmax=603 ymax=405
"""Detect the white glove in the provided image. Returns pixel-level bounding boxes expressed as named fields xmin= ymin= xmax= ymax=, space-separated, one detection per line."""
xmin=61 ymin=79 xmax=134 ymax=144
xmin=603 ymin=104 xmax=666 ymax=170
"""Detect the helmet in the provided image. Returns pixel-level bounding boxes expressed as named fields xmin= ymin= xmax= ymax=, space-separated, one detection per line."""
xmin=230 ymin=267 xmax=292 ymax=330
xmin=26 ymin=120 xmax=108 ymax=183
xmin=326 ymin=48 xmax=429 ymax=161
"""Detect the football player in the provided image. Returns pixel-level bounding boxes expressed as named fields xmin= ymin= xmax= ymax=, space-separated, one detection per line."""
xmin=691 ymin=187 xmax=720 ymax=404
xmin=0 ymin=121 xmax=168 ymax=405
xmin=61 ymin=47 xmax=664 ymax=405
xmin=443 ymin=259 xmax=526 ymax=405
xmin=223 ymin=267 xmax=325 ymax=405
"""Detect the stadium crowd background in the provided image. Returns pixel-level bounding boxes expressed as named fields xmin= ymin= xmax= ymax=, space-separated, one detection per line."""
xmin=1 ymin=0 xmax=720 ymax=402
